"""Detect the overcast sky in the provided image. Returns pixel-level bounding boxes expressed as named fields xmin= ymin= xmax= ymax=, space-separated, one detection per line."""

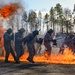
xmin=23 ymin=0 xmax=75 ymax=12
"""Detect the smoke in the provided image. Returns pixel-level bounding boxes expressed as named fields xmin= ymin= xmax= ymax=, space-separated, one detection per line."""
xmin=0 ymin=0 xmax=25 ymax=11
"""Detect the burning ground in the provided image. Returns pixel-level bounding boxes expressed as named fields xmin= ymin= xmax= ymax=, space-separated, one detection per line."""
xmin=1 ymin=47 xmax=75 ymax=65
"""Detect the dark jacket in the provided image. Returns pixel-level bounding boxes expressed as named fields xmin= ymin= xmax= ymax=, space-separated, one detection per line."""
xmin=23 ymin=33 xmax=38 ymax=44
xmin=4 ymin=32 xmax=11 ymax=47
xmin=4 ymin=28 xmax=12 ymax=47
xmin=23 ymin=30 xmax=39 ymax=44
xmin=15 ymin=28 xmax=25 ymax=53
xmin=65 ymin=34 xmax=74 ymax=48
xmin=44 ymin=29 xmax=54 ymax=47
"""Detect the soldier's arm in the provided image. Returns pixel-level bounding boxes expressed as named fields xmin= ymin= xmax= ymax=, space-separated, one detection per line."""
xmin=44 ymin=35 xmax=53 ymax=42
xmin=16 ymin=34 xmax=23 ymax=41
xmin=10 ymin=40 xmax=17 ymax=56
xmin=23 ymin=34 xmax=34 ymax=44
xmin=36 ymin=38 xmax=43 ymax=45
xmin=4 ymin=34 xmax=11 ymax=42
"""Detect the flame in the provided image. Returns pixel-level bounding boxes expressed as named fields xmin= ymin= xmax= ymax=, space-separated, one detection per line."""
xmin=0 ymin=4 xmax=17 ymax=18
xmin=0 ymin=46 xmax=75 ymax=64
xmin=0 ymin=26 xmax=6 ymax=46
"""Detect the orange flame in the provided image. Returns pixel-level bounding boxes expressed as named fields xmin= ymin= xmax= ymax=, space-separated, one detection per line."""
xmin=0 ymin=26 xmax=6 ymax=46
xmin=0 ymin=4 xmax=17 ymax=18
xmin=0 ymin=47 xmax=75 ymax=64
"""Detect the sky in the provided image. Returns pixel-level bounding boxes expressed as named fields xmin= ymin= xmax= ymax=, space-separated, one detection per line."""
xmin=23 ymin=0 xmax=75 ymax=12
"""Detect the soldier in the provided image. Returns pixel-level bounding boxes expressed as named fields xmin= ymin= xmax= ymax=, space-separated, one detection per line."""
xmin=71 ymin=34 xmax=75 ymax=53
xmin=23 ymin=30 xmax=40 ymax=63
xmin=15 ymin=28 xmax=25 ymax=61
xmin=4 ymin=28 xmax=19 ymax=63
xmin=58 ymin=35 xmax=66 ymax=54
xmin=65 ymin=34 xmax=74 ymax=52
xmin=44 ymin=29 xmax=54 ymax=56
xmin=35 ymin=38 xmax=43 ymax=55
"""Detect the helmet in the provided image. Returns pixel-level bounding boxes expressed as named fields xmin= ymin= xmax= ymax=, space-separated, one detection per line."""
xmin=47 ymin=29 xmax=54 ymax=35
xmin=33 ymin=30 xmax=39 ymax=36
xmin=69 ymin=34 xmax=74 ymax=38
xmin=19 ymin=28 xmax=25 ymax=34
xmin=7 ymin=28 xmax=12 ymax=34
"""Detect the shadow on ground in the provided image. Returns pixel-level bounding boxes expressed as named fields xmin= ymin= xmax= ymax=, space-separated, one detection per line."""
xmin=0 ymin=61 xmax=75 ymax=75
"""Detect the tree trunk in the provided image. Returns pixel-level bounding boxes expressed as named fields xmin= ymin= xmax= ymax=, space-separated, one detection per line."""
xmin=43 ymin=21 xmax=44 ymax=35
xmin=66 ymin=21 xmax=68 ymax=34
xmin=39 ymin=20 xmax=41 ymax=34
xmin=66 ymin=27 xmax=68 ymax=34
xmin=26 ymin=22 xmax=28 ymax=35
xmin=22 ymin=21 xmax=23 ymax=28
xmin=61 ymin=24 xmax=63 ymax=33
xmin=11 ymin=24 xmax=14 ymax=30
xmin=47 ymin=23 xmax=48 ymax=31
xmin=53 ymin=23 xmax=54 ymax=31
xmin=17 ymin=21 xmax=19 ymax=31
xmin=16 ymin=16 xmax=19 ymax=31
xmin=51 ymin=21 xmax=53 ymax=29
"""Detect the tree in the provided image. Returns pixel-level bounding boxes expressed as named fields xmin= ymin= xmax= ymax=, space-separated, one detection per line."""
xmin=55 ymin=3 xmax=63 ymax=32
xmin=60 ymin=15 xmax=66 ymax=33
xmin=44 ymin=13 xmax=49 ymax=31
xmin=8 ymin=15 xmax=15 ymax=30
xmin=64 ymin=8 xmax=72 ymax=33
xmin=55 ymin=3 xmax=63 ymax=15
xmin=64 ymin=8 xmax=71 ymax=17
xmin=22 ymin=11 xmax=27 ymax=28
xmin=49 ymin=7 xmax=56 ymax=30
xmin=38 ymin=11 xmax=42 ymax=30
xmin=28 ymin=10 xmax=37 ymax=31
xmin=22 ymin=11 xmax=28 ymax=34
xmin=22 ymin=11 xmax=27 ymax=23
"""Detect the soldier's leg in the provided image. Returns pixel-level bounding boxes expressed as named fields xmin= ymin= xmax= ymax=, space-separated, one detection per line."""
xmin=37 ymin=44 xmax=41 ymax=55
xmin=15 ymin=47 xmax=20 ymax=61
xmin=59 ymin=47 xmax=64 ymax=54
xmin=27 ymin=44 xmax=35 ymax=63
xmin=45 ymin=44 xmax=51 ymax=55
xmin=5 ymin=46 xmax=10 ymax=62
xmin=59 ymin=47 xmax=62 ymax=54
xmin=10 ymin=47 xmax=20 ymax=63
xmin=19 ymin=48 xmax=24 ymax=58
xmin=28 ymin=51 xmax=34 ymax=61
xmin=73 ymin=45 xmax=75 ymax=53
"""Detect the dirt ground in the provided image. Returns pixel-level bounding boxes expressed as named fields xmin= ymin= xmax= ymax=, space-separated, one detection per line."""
xmin=0 ymin=61 xmax=75 ymax=75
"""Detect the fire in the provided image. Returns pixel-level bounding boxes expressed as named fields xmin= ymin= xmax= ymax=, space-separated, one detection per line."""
xmin=0 ymin=47 xmax=75 ymax=64
xmin=0 ymin=26 xmax=6 ymax=46
xmin=0 ymin=4 xmax=17 ymax=18
xmin=0 ymin=26 xmax=6 ymax=57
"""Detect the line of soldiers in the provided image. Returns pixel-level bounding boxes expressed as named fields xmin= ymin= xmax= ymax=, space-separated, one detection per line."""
xmin=4 ymin=28 xmax=42 ymax=63
xmin=5 ymin=28 xmax=75 ymax=63
xmin=4 ymin=28 xmax=55 ymax=63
